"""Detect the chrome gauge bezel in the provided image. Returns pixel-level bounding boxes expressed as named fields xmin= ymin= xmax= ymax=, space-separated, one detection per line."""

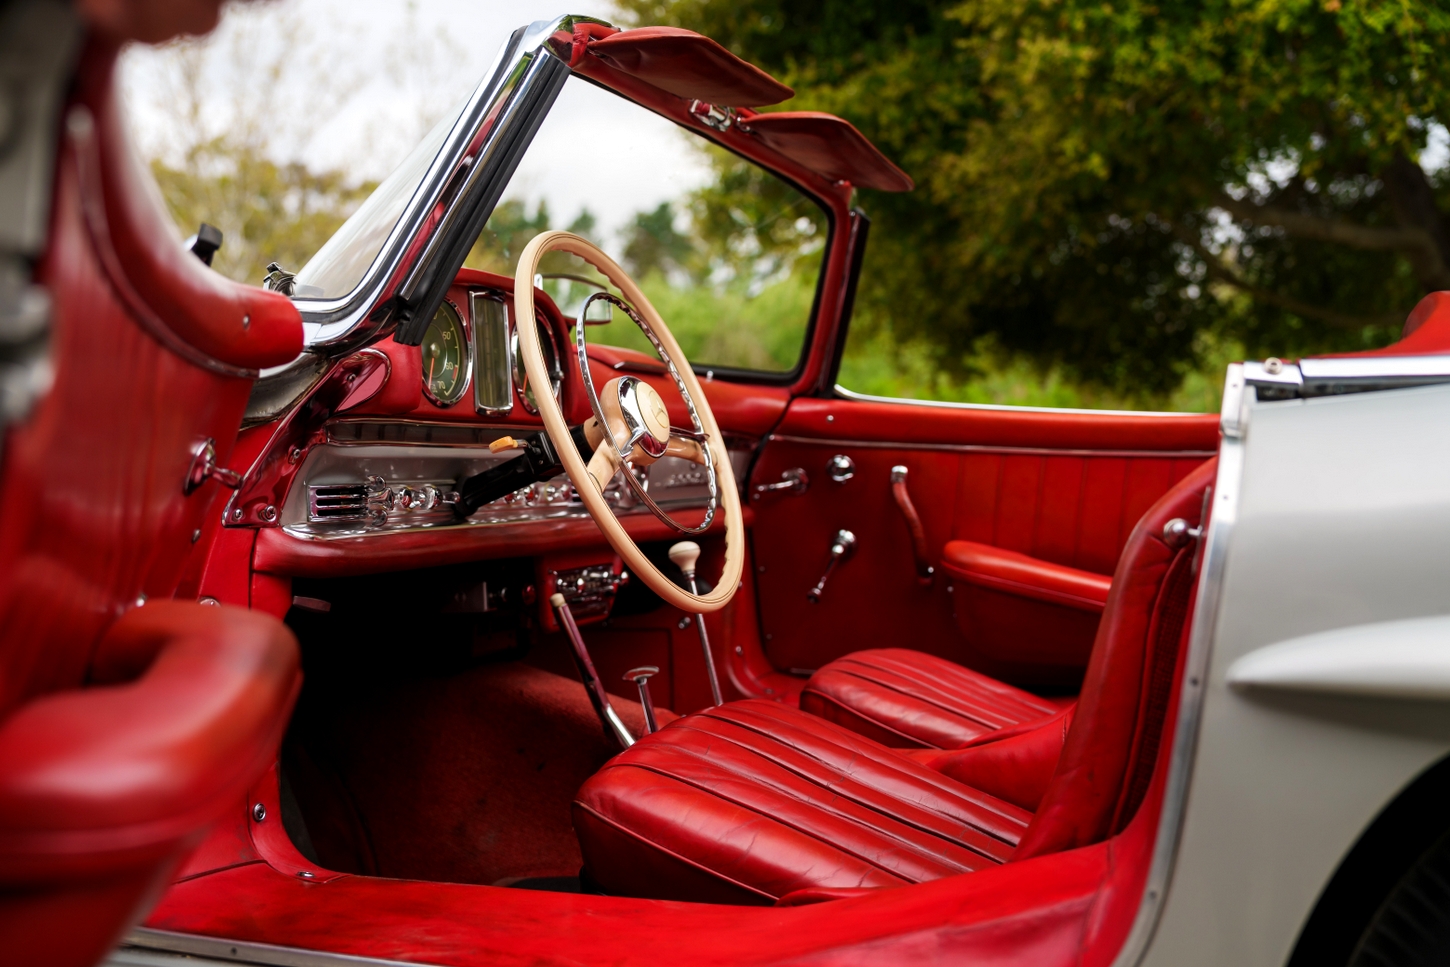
xmin=420 ymin=299 xmax=471 ymax=408
xmin=512 ymin=317 xmax=563 ymax=415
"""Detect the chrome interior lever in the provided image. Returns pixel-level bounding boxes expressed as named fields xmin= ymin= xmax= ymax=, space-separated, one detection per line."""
xmin=669 ymin=541 xmax=724 ymax=707
xmin=624 ymin=666 xmax=661 ymax=734
xmin=806 ymin=529 xmax=857 ymax=603
xmin=551 ymin=593 xmax=634 ymax=750
xmin=752 ymin=467 xmax=808 ymax=500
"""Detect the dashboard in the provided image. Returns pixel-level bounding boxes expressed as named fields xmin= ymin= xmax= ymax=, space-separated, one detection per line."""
xmin=265 ymin=269 xmax=744 ymax=542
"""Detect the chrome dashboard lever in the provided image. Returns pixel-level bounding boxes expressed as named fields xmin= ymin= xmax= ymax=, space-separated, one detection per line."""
xmin=624 ymin=667 xmax=661 ymax=734
xmin=551 ymin=592 xmax=634 ymax=750
xmin=752 ymin=467 xmax=808 ymax=500
xmin=806 ymin=529 xmax=857 ymax=603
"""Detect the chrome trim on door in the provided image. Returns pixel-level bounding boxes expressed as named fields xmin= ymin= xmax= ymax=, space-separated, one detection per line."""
xmin=1108 ymin=367 xmax=1244 ymax=967
xmin=832 ymin=383 xmax=1215 ymax=419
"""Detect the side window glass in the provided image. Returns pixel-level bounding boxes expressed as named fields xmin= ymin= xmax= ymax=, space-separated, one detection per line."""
xmin=470 ymin=76 xmax=827 ymax=376
xmin=835 ymin=246 xmax=1221 ymax=413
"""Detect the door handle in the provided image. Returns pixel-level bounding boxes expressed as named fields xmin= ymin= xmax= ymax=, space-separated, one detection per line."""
xmin=752 ymin=467 xmax=808 ymax=500
xmin=890 ymin=466 xmax=935 ymax=586
xmin=807 ymin=529 xmax=857 ymax=602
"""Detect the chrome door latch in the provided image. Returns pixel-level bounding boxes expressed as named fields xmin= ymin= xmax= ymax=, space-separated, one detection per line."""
xmin=1162 ymin=517 xmax=1203 ymax=548
xmin=807 ymin=529 xmax=857 ymax=603
xmin=752 ymin=467 xmax=808 ymax=500
xmin=184 ymin=438 xmax=243 ymax=495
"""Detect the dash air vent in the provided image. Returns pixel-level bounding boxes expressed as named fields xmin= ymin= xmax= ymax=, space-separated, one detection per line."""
xmin=308 ymin=484 xmax=369 ymax=522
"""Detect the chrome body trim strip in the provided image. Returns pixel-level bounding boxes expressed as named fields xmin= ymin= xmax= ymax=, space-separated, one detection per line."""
xmin=832 ymin=383 xmax=1214 ymax=418
xmin=1109 ymin=367 xmax=1244 ymax=967
xmin=115 ymin=928 xmax=438 ymax=967
xmin=766 ymin=433 xmax=1217 ymax=460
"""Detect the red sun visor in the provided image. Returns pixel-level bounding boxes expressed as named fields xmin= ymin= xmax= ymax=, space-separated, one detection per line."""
xmin=739 ymin=112 xmax=915 ymax=192
xmin=575 ymin=26 xmax=794 ymax=108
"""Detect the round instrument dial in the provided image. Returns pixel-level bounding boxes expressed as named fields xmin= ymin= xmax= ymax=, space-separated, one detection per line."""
xmin=512 ymin=319 xmax=562 ymax=414
xmin=421 ymin=301 xmax=468 ymax=407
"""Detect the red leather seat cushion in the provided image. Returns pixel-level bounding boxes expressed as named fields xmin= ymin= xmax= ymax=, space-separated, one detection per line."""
xmin=573 ymin=699 xmax=1031 ymax=905
xmin=941 ymin=542 xmax=1112 ymax=612
xmin=799 ymin=649 xmax=1062 ymax=749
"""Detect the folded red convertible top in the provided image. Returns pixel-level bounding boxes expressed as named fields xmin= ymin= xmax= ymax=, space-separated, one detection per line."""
xmin=561 ymin=23 xmax=913 ymax=193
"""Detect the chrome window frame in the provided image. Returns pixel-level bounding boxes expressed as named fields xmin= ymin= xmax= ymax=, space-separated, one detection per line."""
xmin=293 ymin=15 xmax=612 ymax=354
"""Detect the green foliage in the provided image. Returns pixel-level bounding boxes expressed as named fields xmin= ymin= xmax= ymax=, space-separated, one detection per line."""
xmin=620 ymin=0 xmax=1450 ymax=402
xmin=151 ymin=139 xmax=375 ymax=286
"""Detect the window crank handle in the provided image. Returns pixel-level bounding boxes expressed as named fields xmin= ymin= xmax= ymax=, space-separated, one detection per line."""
xmin=806 ymin=529 xmax=857 ymax=603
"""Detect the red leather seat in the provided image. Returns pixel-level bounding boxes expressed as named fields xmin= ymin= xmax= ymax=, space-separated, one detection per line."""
xmin=799 ymin=542 xmax=1114 ymax=749
xmin=800 ymin=545 xmax=1112 ymax=750
xmin=573 ymin=459 xmax=1214 ymax=903
xmin=799 ymin=648 xmax=1063 ymax=749
xmin=0 ymin=35 xmax=303 ymax=967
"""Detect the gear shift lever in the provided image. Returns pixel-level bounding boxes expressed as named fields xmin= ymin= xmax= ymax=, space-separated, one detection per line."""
xmin=551 ymin=593 xmax=634 ymax=750
xmin=624 ymin=666 xmax=661 ymax=733
xmin=668 ymin=541 xmax=724 ymax=707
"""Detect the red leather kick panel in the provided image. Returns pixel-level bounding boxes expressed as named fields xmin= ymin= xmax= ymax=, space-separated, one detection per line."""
xmin=800 ymin=649 xmax=1061 ymax=749
xmin=751 ymin=396 xmax=1216 ymax=683
xmin=574 ymin=700 xmax=1031 ymax=903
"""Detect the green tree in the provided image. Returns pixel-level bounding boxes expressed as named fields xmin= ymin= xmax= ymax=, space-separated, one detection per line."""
xmin=620 ymin=0 xmax=1450 ymax=397
xmin=152 ymin=142 xmax=375 ymax=286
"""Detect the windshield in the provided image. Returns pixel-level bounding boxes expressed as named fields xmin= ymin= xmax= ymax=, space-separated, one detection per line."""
xmin=468 ymin=76 xmax=828 ymax=375
xmin=291 ymin=105 xmax=462 ymax=301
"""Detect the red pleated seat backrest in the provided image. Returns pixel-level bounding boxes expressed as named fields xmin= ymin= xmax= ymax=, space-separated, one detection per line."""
xmin=1013 ymin=457 xmax=1216 ymax=860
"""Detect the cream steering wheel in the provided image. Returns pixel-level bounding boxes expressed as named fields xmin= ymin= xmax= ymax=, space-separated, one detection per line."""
xmin=514 ymin=231 xmax=743 ymax=613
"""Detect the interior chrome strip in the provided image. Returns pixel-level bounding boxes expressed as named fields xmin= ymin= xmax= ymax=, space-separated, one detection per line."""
xmin=832 ymin=383 xmax=1215 ymax=418
xmin=767 ymin=434 xmax=1216 ymax=460
xmin=114 ymin=928 xmax=439 ymax=967
xmin=1109 ymin=367 xmax=1244 ymax=967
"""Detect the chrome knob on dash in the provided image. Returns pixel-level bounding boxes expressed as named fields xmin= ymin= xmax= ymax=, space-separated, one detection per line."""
xmin=807 ymin=529 xmax=857 ymax=603
xmin=624 ymin=666 xmax=661 ymax=734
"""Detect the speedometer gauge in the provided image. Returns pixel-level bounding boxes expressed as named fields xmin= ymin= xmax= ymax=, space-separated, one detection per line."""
xmin=420 ymin=301 xmax=468 ymax=407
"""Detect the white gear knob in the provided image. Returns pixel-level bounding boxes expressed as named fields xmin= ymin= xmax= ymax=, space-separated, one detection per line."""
xmin=668 ymin=541 xmax=702 ymax=577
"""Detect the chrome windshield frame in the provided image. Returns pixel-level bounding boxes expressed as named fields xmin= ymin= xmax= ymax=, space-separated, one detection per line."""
xmin=294 ymin=15 xmax=612 ymax=353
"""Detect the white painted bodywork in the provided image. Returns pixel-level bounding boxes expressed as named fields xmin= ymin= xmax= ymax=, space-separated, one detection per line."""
xmin=1143 ymin=382 xmax=1450 ymax=966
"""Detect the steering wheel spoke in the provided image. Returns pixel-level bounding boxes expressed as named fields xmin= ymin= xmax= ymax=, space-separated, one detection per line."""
xmin=664 ymin=435 xmax=707 ymax=465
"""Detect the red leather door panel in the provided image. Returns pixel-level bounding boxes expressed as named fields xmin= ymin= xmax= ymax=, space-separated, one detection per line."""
xmin=749 ymin=397 xmax=1217 ymax=685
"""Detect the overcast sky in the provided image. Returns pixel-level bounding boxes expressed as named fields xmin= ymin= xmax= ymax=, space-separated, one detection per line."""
xmin=118 ymin=0 xmax=713 ymax=256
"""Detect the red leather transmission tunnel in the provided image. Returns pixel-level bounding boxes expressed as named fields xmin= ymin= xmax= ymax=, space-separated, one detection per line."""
xmin=0 ymin=26 xmax=304 ymax=967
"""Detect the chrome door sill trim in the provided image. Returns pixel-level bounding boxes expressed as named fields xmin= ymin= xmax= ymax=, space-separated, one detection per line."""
xmin=113 ymin=928 xmax=441 ymax=967
xmin=832 ymin=383 xmax=1214 ymax=418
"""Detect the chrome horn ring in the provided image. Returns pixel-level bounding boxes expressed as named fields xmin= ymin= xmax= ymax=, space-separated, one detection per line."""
xmin=576 ymin=291 xmax=718 ymax=535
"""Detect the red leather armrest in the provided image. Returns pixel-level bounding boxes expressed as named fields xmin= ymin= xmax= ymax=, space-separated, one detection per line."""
xmin=941 ymin=541 xmax=1111 ymax=613
xmin=0 ymin=602 xmax=300 ymax=882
